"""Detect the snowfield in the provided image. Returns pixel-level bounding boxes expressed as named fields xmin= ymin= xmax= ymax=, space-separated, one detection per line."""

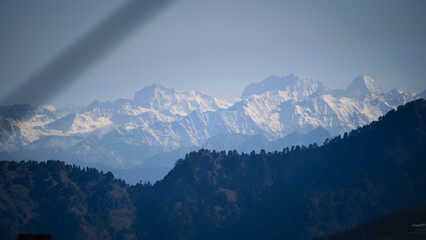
xmin=0 ymin=74 xmax=423 ymax=169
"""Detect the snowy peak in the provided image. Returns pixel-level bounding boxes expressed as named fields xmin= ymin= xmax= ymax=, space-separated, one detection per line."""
xmin=417 ymin=89 xmax=426 ymax=100
xmin=242 ymin=74 xmax=295 ymax=98
xmin=384 ymin=88 xmax=416 ymax=106
xmin=134 ymin=84 xmax=172 ymax=109
xmin=2 ymin=73 xmax=423 ymax=170
xmin=133 ymin=84 xmax=235 ymax=116
xmin=241 ymin=74 xmax=328 ymax=100
xmin=346 ymin=75 xmax=384 ymax=99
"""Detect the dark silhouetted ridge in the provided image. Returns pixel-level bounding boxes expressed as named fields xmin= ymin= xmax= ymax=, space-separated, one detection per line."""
xmin=1 ymin=99 xmax=425 ymax=240
xmin=312 ymin=204 xmax=426 ymax=240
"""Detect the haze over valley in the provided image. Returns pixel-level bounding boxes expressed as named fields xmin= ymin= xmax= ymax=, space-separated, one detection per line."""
xmin=1 ymin=74 xmax=424 ymax=183
xmin=1 ymin=1 xmax=426 ymax=239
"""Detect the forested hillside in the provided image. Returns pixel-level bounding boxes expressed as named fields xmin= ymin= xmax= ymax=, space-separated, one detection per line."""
xmin=0 ymin=161 xmax=135 ymax=240
xmin=312 ymin=205 xmax=426 ymax=240
xmin=1 ymin=99 xmax=425 ymax=240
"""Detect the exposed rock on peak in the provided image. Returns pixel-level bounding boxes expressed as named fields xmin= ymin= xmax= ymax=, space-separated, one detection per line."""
xmin=346 ymin=75 xmax=384 ymax=99
xmin=241 ymin=74 xmax=328 ymax=100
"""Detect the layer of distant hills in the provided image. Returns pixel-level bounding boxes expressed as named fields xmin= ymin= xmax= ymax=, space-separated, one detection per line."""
xmin=1 ymin=99 xmax=425 ymax=240
xmin=1 ymin=74 xmax=425 ymax=183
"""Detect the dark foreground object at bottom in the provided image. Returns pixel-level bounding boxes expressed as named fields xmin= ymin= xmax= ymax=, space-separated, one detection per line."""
xmin=17 ymin=234 xmax=53 ymax=240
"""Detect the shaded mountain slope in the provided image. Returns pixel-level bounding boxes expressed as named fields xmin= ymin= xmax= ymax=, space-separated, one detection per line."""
xmin=2 ymin=74 xmax=423 ymax=173
xmin=131 ymin=99 xmax=426 ymax=240
xmin=312 ymin=205 xmax=426 ymax=240
xmin=0 ymin=161 xmax=135 ymax=240
xmin=0 ymin=99 xmax=425 ymax=240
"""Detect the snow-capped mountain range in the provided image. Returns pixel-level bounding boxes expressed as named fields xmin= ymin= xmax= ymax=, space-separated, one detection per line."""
xmin=0 ymin=74 xmax=425 ymax=171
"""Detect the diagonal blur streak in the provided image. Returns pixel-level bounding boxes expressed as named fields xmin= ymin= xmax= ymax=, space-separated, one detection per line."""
xmin=1 ymin=0 xmax=176 ymax=106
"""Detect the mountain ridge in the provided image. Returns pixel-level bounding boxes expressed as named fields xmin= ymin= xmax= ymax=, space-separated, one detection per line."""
xmin=1 ymin=99 xmax=425 ymax=239
xmin=0 ymin=74 xmax=425 ymax=176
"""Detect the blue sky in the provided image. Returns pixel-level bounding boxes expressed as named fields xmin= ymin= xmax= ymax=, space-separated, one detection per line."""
xmin=1 ymin=0 xmax=426 ymax=106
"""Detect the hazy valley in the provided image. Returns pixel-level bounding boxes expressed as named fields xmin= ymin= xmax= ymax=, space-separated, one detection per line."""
xmin=1 ymin=74 xmax=425 ymax=183
xmin=1 ymin=99 xmax=425 ymax=239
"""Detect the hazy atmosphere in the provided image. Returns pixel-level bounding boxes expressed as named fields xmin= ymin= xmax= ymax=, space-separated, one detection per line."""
xmin=2 ymin=1 xmax=426 ymax=239
xmin=1 ymin=0 xmax=426 ymax=106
